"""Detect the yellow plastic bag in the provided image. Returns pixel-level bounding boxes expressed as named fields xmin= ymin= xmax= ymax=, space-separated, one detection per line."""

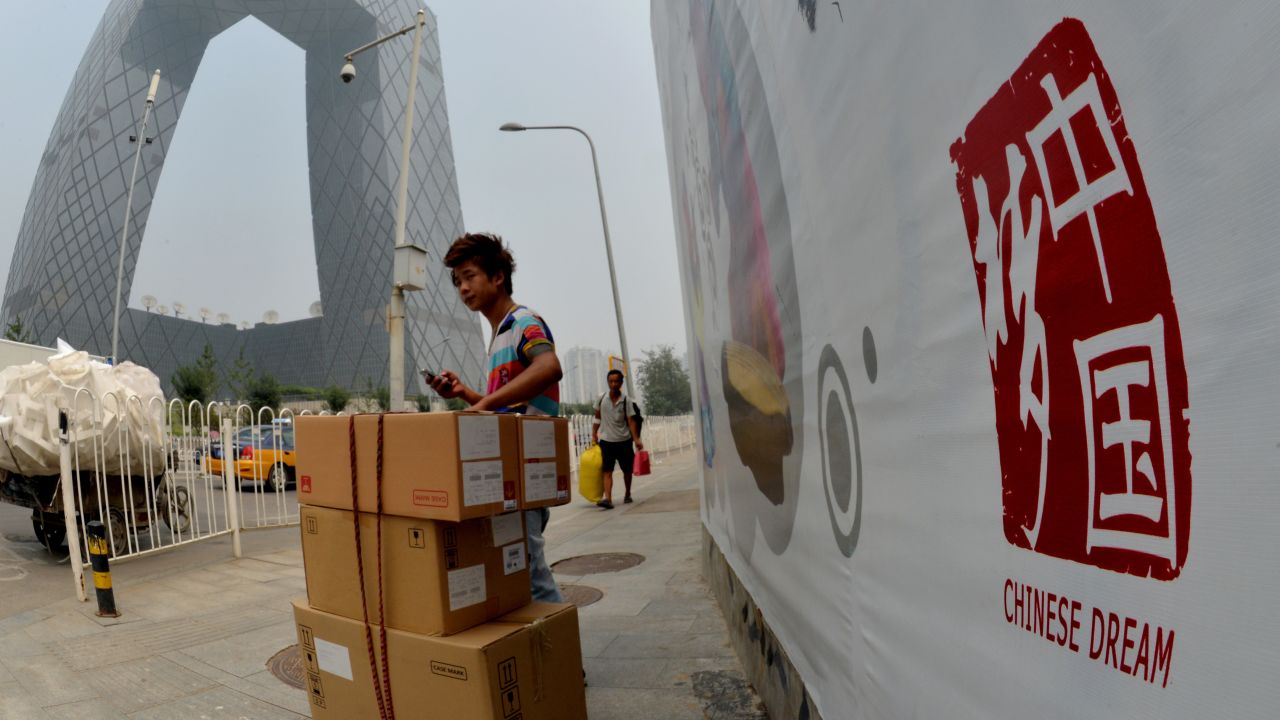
xmin=578 ymin=444 xmax=603 ymax=503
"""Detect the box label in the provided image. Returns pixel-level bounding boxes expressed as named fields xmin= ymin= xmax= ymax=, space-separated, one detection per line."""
xmin=498 ymin=657 xmax=517 ymax=689
xmin=463 ymin=460 xmax=504 ymax=507
xmin=458 ymin=415 xmax=501 ymax=460
xmin=503 ymin=542 xmax=527 ymax=575
xmin=491 ymin=511 xmax=525 ymax=547
xmin=501 ymin=685 xmax=522 ymax=717
xmin=413 ymin=489 xmax=449 ymax=508
xmin=448 ymin=564 xmax=486 ymax=611
xmin=521 ymin=420 xmax=556 ymax=459
xmin=430 ymin=660 xmax=468 ymax=681
xmin=300 ymin=475 xmax=312 ymax=494
xmin=523 ymin=461 xmax=558 ymax=503
xmin=314 ymin=637 xmax=353 ymax=681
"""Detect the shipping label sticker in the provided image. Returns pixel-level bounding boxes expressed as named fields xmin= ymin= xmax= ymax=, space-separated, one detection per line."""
xmin=458 ymin=415 xmax=501 ymax=460
xmin=521 ymin=420 xmax=556 ymax=459
xmin=462 ymin=460 xmax=504 ymax=507
xmin=522 ymin=461 xmax=558 ymax=503
xmin=314 ymin=637 xmax=353 ymax=681
xmin=448 ymin=564 xmax=487 ymax=611
xmin=949 ymin=18 xmax=1191 ymax=580
xmin=502 ymin=541 xmax=527 ymax=575
xmin=490 ymin=511 xmax=525 ymax=547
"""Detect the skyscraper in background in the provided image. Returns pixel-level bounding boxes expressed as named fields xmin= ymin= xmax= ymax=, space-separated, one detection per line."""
xmin=1 ymin=0 xmax=485 ymax=397
xmin=562 ymin=346 xmax=609 ymax=405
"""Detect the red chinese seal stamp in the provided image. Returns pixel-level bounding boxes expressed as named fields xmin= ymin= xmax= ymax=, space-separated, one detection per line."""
xmin=950 ymin=19 xmax=1191 ymax=580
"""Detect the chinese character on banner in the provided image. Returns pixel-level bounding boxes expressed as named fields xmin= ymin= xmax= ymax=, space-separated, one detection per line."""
xmin=949 ymin=19 xmax=1191 ymax=580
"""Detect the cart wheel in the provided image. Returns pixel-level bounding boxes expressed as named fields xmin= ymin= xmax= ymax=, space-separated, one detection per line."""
xmin=161 ymin=485 xmax=192 ymax=534
xmin=31 ymin=515 xmax=66 ymax=550
xmin=107 ymin=507 xmax=130 ymax=557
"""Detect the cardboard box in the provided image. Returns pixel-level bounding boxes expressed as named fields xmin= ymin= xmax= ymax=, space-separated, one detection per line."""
xmin=292 ymin=599 xmax=587 ymax=720
xmin=516 ymin=415 xmax=572 ymax=509
xmin=300 ymin=506 xmax=531 ymax=636
xmin=295 ymin=412 xmax=521 ymax=521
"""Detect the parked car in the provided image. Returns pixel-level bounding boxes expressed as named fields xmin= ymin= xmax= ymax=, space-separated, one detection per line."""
xmin=204 ymin=424 xmax=295 ymax=491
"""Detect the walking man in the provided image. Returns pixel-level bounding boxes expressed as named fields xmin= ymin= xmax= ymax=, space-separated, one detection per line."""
xmin=424 ymin=232 xmax=564 ymax=602
xmin=591 ymin=369 xmax=644 ymax=509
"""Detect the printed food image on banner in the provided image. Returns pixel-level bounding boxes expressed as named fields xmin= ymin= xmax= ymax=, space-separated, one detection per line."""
xmin=688 ymin=0 xmax=806 ymax=557
xmin=950 ymin=18 xmax=1191 ymax=580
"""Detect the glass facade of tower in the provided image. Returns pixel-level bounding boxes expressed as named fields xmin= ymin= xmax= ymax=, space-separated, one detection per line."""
xmin=1 ymin=0 xmax=484 ymax=397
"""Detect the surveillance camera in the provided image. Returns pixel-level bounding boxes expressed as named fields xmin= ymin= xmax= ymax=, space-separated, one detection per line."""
xmin=340 ymin=62 xmax=356 ymax=84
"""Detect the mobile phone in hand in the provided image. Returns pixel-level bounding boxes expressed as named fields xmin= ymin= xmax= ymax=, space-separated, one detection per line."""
xmin=420 ymin=368 xmax=437 ymax=383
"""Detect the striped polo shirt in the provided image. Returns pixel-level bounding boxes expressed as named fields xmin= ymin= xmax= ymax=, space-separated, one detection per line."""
xmin=485 ymin=305 xmax=560 ymax=416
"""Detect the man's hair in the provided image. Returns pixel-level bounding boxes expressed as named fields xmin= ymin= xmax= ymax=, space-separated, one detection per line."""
xmin=444 ymin=232 xmax=515 ymax=295
xmin=607 ymin=369 xmax=624 ymax=380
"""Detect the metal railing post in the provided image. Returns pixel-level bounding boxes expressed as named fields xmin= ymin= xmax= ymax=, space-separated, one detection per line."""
xmin=221 ymin=419 xmax=241 ymax=557
xmin=57 ymin=409 xmax=87 ymax=603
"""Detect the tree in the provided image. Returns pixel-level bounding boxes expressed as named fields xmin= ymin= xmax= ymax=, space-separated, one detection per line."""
xmin=246 ymin=373 xmax=282 ymax=415
xmin=560 ymin=402 xmax=596 ymax=417
xmin=323 ymin=386 xmax=351 ymax=413
xmin=445 ymin=397 xmax=469 ymax=411
xmin=3 ymin=315 xmax=34 ymax=344
xmin=225 ymin=347 xmax=254 ymax=402
xmin=171 ymin=344 xmax=219 ymax=406
xmin=637 ymin=344 xmax=692 ymax=416
xmin=195 ymin=343 xmax=219 ymax=397
xmin=363 ymin=377 xmax=391 ymax=412
xmin=415 ymin=394 xmax=432 ymax=412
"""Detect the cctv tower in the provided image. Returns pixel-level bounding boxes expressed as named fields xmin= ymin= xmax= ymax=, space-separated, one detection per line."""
xmin=1 ymin=0 xmax=484 ymax=397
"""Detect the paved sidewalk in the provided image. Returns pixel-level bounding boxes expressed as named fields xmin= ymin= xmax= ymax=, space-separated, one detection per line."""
xmin=0 ymin=448 xmax=765 ymax=719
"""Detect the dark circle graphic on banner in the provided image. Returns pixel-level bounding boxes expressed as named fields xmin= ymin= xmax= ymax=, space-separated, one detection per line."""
xmin=862 ymin=326 xmax=878 ymax=383
xmin=819 ymin=343 xmax=863 ymax=557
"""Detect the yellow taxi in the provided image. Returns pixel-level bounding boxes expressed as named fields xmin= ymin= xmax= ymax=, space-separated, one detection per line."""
xmin=204 ymin=423 xmax=296 ymax=491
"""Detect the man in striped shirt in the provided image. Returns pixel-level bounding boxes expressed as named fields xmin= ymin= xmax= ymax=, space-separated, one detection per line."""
xmin=425 ymin=232 xmax=565 ymax=602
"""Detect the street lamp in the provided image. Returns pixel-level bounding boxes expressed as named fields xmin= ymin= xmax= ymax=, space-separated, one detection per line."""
xmin=110 ymin=68 xmax=161 ymax=365
xmin=499 ymin=122 xmax=637 ymax=400
xmin=341 ymin=9 xmax=427 ymax=411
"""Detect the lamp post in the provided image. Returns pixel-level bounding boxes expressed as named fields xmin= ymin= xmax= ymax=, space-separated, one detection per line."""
xmin=110 ymin=69 xmax=161 ymax=366
xmin=499 ymin=122 xmax=637 ymax=401
xmin=341 ymin=9 xmax=427 ymax=411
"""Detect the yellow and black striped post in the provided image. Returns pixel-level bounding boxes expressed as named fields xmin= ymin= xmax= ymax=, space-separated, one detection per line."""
xmin=86 ymin=521 xmax=120 ymax=618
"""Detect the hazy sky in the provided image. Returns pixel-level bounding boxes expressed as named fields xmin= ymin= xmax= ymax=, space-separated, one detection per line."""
xmin=0 ymin=1 xmax=687 ymax=363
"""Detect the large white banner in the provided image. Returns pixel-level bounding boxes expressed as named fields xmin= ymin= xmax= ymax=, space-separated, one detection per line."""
xmin=652 ymin=1 xmax=1280 ymax=717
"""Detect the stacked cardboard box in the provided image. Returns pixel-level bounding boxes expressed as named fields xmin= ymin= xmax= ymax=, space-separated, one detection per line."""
xmin=292 ymin=411 xmax=585 ymax=719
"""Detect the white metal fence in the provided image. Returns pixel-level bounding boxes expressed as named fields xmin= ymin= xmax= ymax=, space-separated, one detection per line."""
xmin=565 ymin=414 xmax=698 ymax=485
xmin=32 ymin=394 xmax=320 ymax=601
xmin=16 ymin=396 xmax=693 ymax=602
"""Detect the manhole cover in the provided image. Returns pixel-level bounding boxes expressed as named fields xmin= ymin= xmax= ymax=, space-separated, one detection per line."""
xmin=267 ymin=644 xmax=306 ymax=690
xmin=551 ymin=552 xmax=645 ymax=575
xmin=560 ymin=584 xmax=604 ymax=607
